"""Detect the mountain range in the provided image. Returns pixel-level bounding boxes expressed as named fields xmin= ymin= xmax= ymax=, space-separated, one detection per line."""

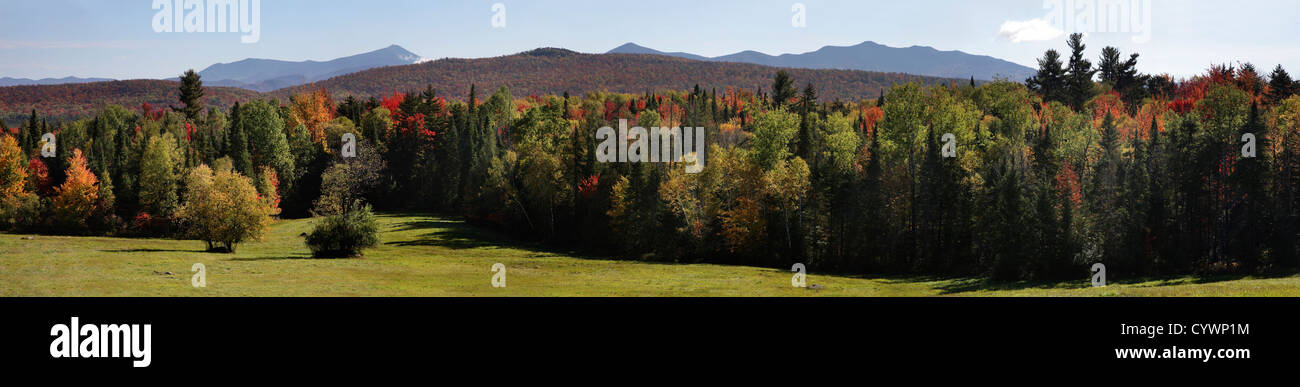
xmin=194 ymin=45 xmax=424 ymax=92
xmin=607 ymin=41 xmax=1034 ymax=81
xmin=0 ymin=76 xmax=115 ymax=87
xmin=274 ymin=47 xmax=958 ymax=102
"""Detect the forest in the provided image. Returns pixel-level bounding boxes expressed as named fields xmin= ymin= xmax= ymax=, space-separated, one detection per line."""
xmin=3 ymin=33 xmax=1300 ymax=280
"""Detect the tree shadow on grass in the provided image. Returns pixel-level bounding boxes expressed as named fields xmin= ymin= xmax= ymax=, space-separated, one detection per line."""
xmin=100 ymin=248 xmax=207 ymax=254
xmin=1147 ymin=271 xmax=1298 ymax=286
xmin=386 ymin=219 xmax=518 ymax=250
xmin=916 ymin=271 xmax=1300 ymax=295
xmin=226 ymin=255 xmax=315 ymax=262
xmin=929 ymin=277 xmax=1091 ymax=295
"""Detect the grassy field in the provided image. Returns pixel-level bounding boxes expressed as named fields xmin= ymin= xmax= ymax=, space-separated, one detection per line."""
xmin=2 ymin=213 xmax=1299 ymax=297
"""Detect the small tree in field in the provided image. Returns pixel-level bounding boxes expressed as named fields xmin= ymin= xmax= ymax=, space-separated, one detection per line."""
xmin=177 ymin=164 xmax=275 ymax=253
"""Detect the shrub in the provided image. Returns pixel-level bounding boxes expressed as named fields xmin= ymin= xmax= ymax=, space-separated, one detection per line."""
xmin=305 ymin=204 xmax=379 ymax=258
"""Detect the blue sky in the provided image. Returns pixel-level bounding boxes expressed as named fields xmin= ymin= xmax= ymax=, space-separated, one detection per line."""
xmin=2 ymin=0 xmax=1297 ymax=80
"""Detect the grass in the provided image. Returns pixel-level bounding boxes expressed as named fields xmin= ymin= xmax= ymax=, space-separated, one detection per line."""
xmin=2 ymin=213 xmax=1299 ymax=297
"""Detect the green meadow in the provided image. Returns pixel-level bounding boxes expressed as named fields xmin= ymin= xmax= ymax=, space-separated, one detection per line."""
xmin=2 ymin=214 xmax=1298 ymax=297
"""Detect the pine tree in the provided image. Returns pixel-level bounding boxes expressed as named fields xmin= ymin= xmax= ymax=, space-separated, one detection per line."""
xmin=1091 ymin=112 xmax=1127 ymax=270
xmin=1064 ymin=33 xmax=1096 ymax=110
xmin=227 ymin=102 xmax=253 ymax=177
xmin=1267 ymin=65 xmax=1295 ymax=106
xmin=177 ymin=69 xmax=205 ymax=121
xmin=1229 ymin=102 xmax=1271 ymax=268
xmin=1143 ymin=118 xmax=1173 ymax=272
xmin=797 ymin=83 xmax=817 ymax=161
xmin=772 ymin=70 xmax=796 ymax=109
xmin=25 ymin=109 xmax=39 ymax=153
xmin=1026 ymin=49 xmax=1067 ymax=104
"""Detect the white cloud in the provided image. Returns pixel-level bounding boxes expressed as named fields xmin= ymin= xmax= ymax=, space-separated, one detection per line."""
xmin=998 ymin=19 xmax=1064 ymax=43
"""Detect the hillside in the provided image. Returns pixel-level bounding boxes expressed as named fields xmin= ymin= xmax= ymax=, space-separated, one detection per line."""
xmin=0 ymin=79 xmax=262 ymax=126
xmin=608 ymin=41 xmax=1035 ymax=81
xmin=275 ymin=48 xmax=963 ymax=101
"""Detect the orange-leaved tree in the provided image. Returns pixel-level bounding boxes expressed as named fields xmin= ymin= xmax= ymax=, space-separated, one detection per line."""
xmin=52 ymin=149 xmax=98 ymax=230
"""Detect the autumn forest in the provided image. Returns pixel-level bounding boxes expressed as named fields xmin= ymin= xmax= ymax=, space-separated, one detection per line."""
xmin=3 ymin=34 xmax=1300 ymax=281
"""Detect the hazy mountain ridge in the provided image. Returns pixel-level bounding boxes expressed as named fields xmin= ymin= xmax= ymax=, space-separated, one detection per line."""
xmin=608 ymin=41 xmax=1034 ymax=81
xmin=0 ymin=76 xmax=115 ymax=87
xmin=274 ymin=48 xmax=962 ymax=102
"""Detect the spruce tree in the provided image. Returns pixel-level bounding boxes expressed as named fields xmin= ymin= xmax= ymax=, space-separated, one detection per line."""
xmin=1064 ymin=33 xmax=1096 ymax=110
xmin=1229 ymin=102 xmax=1271 ymax=268
xmin=1026 ymin=49 xmax=1066 ymax=105
xmin=177 ymin=69 xmax=205 ymax=121
xmin=1267 ymin=65 xmax=1295 ymax=106
xmin=772 ymin=70 xmax=796 ymax=109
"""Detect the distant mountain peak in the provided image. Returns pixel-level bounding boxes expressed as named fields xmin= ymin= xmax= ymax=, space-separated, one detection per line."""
xmin=612 ymin=42 xmax=648 ymax=51
xmin=521 ymin=47 xmax=580 ymax=58
xmin=195 ymin=44 xmax=424 ymax=92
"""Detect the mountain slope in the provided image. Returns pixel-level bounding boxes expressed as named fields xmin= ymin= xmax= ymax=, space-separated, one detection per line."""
xmin=198 ymin=45 xmax=423 ymax=92
xmin=276 ymin=48 xmax=961 ymax=102
xmin=608 ymin=41 xmax=1034 ymax=81
xmin=0 ymin=76 xmax=115 ymax=87
xmin=0 ymin=80 xmax=261 ymax=125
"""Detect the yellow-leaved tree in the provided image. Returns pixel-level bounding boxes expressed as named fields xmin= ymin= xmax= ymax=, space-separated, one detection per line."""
xmin=0 ymin=135 xmax=27 ymax=198
xmin=0 ymin=135 xmax=41 ymax=230
xmin=177 ymin=164 xmax=275 ymax=253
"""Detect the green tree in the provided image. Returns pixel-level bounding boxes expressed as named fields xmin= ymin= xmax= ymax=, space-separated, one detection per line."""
xmin=139 ymin=133 xmax=179 ymax=217
xmin=239 ymin=100 xmax=295 ymax=187
xmin=750 ymin=109 xmax=800 ymax=170
xmin=771 ymin=70 xmax=796 ymax=109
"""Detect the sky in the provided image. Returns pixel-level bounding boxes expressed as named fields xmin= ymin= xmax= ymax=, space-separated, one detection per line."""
xmin=1 ymin=0 xmax=1298 ymax=80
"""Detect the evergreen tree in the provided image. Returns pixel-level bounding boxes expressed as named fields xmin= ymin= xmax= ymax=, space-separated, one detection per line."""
xmin=1026 ymin=49 xmax=1067 ymax=104
xmin=227 ymin=102 xmax=254 ymax=177
xmin=797 ymin=83 xmax=818 ymax=160
xmin=1229 ymin=102 xmax=1271 ymax=269
xmin=771 ymin=70 xmax=796 ymax=109
xmin=1267 ymin=65 xmax=1296 ymax=106
xmin=1064 ymin=33 xmax=1096 ymax=110
xmin=176 ymin=69 xmax=205 ymax=121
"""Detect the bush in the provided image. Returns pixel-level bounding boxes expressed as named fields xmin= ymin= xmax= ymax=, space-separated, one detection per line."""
xmin=305 ymin=204 xmax=379 ymax=258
